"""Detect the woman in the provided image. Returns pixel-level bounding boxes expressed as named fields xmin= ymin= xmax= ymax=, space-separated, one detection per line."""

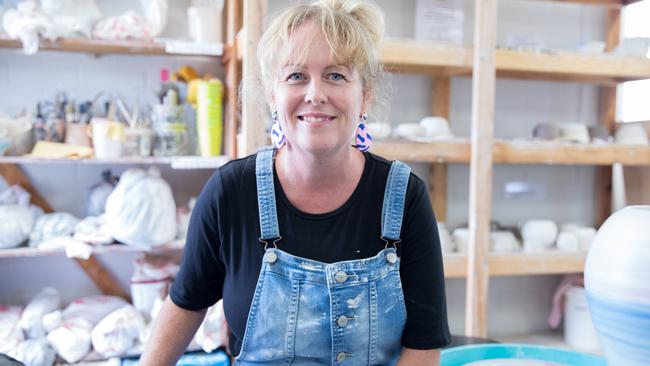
xmin=141 ymin=0 xmax=450 ymax=365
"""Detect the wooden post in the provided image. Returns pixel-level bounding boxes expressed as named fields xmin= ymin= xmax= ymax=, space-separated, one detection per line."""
xmin=466 ymin=0 xmax=497 ymax=337
xmin=596 ymin=7 xmax=621 ymax=225
xmin=240 ymin=0 xmax=268 ymax=156
xmin=431 ymin=77 xmax=450 ymax=222
xmin=0 ymin=164 xmax=129 ymax=301
xmin=224 ymin=0 xmax=241 ymax=159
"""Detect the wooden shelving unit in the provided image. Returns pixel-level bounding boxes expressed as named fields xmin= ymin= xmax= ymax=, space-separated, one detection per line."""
xmin=0 ymin=155 xmax=230 ymax=169
xmin=373 ymin=140 xmax=650 ymax=166
xmin=380 ymin=39 xmax=650 ymax=84
xmin=0 ymin=36 xmax=227 ymax=57
xmin=0 ymin=240 xmax=185 ymax=258
xmin=443 ymin=251 xmax=587 ymax=278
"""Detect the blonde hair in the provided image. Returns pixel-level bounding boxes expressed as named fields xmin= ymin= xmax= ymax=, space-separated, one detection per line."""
xmin=257 ymin=0 xmax=386 ymax=103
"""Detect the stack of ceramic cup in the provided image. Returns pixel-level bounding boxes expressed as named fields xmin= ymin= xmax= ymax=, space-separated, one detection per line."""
xmin=197 ymin=79 xmax=224 ymax=157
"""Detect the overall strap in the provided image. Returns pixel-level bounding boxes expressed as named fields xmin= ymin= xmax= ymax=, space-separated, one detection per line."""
xmin=255 ymin=147 xmax=281 ymax=242
xmin=380 ymin=161 xmax=411 ymax=243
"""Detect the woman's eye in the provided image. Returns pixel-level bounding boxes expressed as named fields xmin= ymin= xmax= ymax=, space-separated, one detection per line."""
xmin=287 ymin=73 xmax=304 ymax=81
xmin=328 ymin=73 xmax=346 ymax=81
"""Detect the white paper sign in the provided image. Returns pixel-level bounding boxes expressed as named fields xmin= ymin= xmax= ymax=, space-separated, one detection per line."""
xmin=414 ymin=0 xmax=464 ymax=44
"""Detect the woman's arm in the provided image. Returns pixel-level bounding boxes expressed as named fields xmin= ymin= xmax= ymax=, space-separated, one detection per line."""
xmin=139 ymin=297 xmax=207 ymax=366
xmin=397 ymin=348 xmax=441 ymax=366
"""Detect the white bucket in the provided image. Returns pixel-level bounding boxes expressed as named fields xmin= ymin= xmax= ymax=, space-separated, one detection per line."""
xmin=564 ymin=286 xmax=601 ymax=352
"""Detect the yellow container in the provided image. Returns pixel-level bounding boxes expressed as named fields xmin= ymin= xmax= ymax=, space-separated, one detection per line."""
xmin=196 ymin=79 xmax=224 ymax=156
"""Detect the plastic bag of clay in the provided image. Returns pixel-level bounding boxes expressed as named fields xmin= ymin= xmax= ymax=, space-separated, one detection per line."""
xmin=1 ymin=1 xmax=52 ymax=54
xmin=131 ymin=255 xmax=179 ymax=320
xmin=29 ymin=212 xmax=80 ymax=248
xmin=0 ymin=184 xmax=31 ymax=206
xmin=19 ymin=287 xmax=60 ymax=339
xmin=140 ymin=0 xmax=168 ymax=36
xmin=73 ymin=215 xmax=113 ymax=245
xmin=47 ymin=295 xmax=127 ymax=363
xmin=7 ymin=339 xmax=56 ymax=366
xmin=0 ymin=305 xmax=24 ymax=355
xmin=85 ymin=170 xmax=118 ymax=217
xmin=0 ymin=112 xmax=33 ymax=156
xmin=40 ymin=0 xmax=102 ymax=39
xmin=193 ymin=300 xmax=227 ymax=353
xmin=0 ymin=204 xmax=34 ymax=248
xmin=91 ymin=305 xmax=146 ymax=357
xmin=106 ymin=168 xmax=177 ymax=247
xmin=93 ymin=11 xmax=155 ymax=40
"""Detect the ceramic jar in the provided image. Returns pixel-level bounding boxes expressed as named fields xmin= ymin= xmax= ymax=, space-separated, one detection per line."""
xmin=585 ymin=206 xmax=650 ymax=366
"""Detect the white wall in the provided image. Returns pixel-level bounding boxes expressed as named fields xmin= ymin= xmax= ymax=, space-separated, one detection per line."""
xmin=0 ymin=0 xmax=608 ymax=338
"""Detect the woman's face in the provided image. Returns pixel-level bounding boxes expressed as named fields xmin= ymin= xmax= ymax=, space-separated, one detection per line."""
xmin=272 ymin=22 xmax=369 ymax=155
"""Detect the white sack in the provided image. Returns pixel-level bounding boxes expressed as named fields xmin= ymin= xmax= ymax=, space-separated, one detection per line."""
xmin=105 ymin=168 xmax=177 ymax=247
xmin=0 ymin=204 xmax=34 ymax=248
xmin=19 ymin=287 xmax=60 ymax=339
xmin=91 ymin=305 xmax=146 ymax=357
xmin=47 ymin=295 xmax=127 ymax=363
xmin=29 ymin=212 xmax=79 ymax=248
xmin=0 ymin=306 xmax=24 ymax=354
xmin=8 ymin=339 xmax=56 ymax=366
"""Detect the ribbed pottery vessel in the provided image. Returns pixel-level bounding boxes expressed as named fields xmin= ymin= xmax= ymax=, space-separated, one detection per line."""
xmin=585 ymin=206 xmax=650 ymax=366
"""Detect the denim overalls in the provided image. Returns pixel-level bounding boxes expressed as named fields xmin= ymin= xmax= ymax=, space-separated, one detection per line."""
xmin=235 ymin=147 xmax=411 ymax=365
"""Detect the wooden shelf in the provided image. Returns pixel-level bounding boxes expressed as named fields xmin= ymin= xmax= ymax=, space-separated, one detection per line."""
xmin=380 ymin=39 xmax=650 ymax=83
xmin=0 ymin=36 xmax=227 ymax=57
xmin=443 ymin=251 xmax=587 ymax=278
xmin=373 ymin=139 xmax=650 ymax=166
xmin=0 ymin=240 xmax=185 ymax=258
xmin=372 ymin=139 xmax=471 ymax=163
xmin=0 ymin=155 xmax=230 ymax=169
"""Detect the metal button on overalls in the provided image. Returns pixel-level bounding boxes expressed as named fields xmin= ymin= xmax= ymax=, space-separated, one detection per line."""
xmin=264 ymin=252 xmax=277 ymax=263
xmin=337 ymin=315 xmax=349 ymax=327
xmin=387 ymin=252 xmax=397 ymax=264
xmin=334 ymin=271 xmax=348 ymax=283
xmin=336 ymin=352 xmax=347 ymax=363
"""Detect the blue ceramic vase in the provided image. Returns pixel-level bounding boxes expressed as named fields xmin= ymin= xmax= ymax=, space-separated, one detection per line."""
xmin=585 ymin=205 xmax=650 ymax=366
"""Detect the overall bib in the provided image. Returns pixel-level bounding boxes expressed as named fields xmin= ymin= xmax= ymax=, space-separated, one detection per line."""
xmin=235 ymin=148 xmax=411 ymax=365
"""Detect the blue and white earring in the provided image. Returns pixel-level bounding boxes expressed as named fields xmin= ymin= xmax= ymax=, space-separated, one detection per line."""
xmin=271 ymin=111 xmax=286 ymax=149
xmin=354 ymin=112 xmax=372 ymax=152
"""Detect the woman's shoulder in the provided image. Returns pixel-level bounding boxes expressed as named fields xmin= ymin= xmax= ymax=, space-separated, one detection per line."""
xmin=202 ymin=153 xmax=257 ymax=195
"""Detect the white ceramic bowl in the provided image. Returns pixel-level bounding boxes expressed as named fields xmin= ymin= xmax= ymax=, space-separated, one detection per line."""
xmin=420 ymin=116 xmax=453 ymax=140
xmin=521 ymin=219 xmax=558 ymax=251
xmin=614 ymin=123 xmax=649 ymax=145
xmin=395 ymin=123 xmax=429 ymax=141
xmin=557 ymin=123 xmax=590 ymax=144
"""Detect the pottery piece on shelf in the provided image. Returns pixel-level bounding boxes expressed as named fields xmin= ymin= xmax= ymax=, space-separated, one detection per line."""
xmin=420 ymin=116 xmax=453 ymax=140
xmin=490 ymin=230 xmax=521 ymax=253
xmin=520 ymin=219 xmax=558 ymax=252
xmin=394 ymin=123 xmax=428 ymax=141
xmin=588 ymin=125 xmax=611 ymax=144
xmin=532 ymin=123 xmax=558 ymax=140
xmin=556 ymin=231 xmax=580 ymax=251
xmin=614 ymin=123 xmax=650 ymax=145
xmin=557 ymin=123 xmax=590 ymax=144
xmin=585 ymin=206 xmax=650 ymax=366
xmin=452 ymin=228 xmax=469 ymax=253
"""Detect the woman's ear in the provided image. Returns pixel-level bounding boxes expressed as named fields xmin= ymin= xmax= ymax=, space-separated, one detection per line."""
xmin=361 ymin=89 xmax=375 ymax=115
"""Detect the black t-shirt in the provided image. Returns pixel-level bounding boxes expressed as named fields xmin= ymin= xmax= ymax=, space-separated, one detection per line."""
xmin=170 ymin=151 xmax=451 ymax=356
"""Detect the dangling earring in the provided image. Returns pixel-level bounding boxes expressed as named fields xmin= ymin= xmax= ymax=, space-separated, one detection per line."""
xmin=271 ymin=111 xmax=286 ymax=149
xmin=354 ymin=112 xmax=372 ymax=152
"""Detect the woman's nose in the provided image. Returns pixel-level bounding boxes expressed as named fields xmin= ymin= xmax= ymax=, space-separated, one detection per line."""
xmin=304 ymin=79 xmax=327 ymax=105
